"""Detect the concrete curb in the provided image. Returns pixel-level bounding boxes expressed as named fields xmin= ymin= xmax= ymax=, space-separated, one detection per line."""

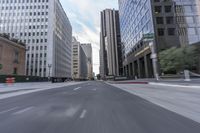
xmin=149 ymin=82 xmax=200 ymax=89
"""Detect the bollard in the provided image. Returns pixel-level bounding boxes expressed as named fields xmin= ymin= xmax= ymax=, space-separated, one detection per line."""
xmin=6 ymin=78 xmax=12 ymax=85
xmin=11 ymin=77 xmax=15 ymax=83
xmin=184 ymin=70 xmax=191 ymax=81
xmin=6 ymin=77 xmax=15 ymax=85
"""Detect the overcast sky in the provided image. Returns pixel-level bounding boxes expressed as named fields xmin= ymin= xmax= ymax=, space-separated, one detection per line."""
xmin=60 ymin=0 xmax=118 ymax=74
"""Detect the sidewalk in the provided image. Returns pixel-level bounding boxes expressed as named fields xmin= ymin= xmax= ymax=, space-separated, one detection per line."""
xmin=0 ymin=82 xmax=63 ymax=92
xmin=108 ymin=78 xmax=200 ymax=88
xmin=0 ymin=82 xmax=84 ymax=100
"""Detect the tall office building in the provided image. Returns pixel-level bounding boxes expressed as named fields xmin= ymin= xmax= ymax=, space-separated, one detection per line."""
xmin=100 ymin=9 xmax=123 ymax=78
xmin=71 ymin=37 xmax=88 ymax=80
xmin=118 ymin=0 xmax=200 ymax=78
xmin=80 ymin=43 xmax=93 ymax=79
xmin=0 ymin=0 xmax=72 ymax=78
xmin=174 ymin=0 xmax=200 ymax=45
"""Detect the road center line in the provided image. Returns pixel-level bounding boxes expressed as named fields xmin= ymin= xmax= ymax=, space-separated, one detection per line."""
xmin=80 ymin=109 xmax=87 ymax=119
xmin=12 ymin=107 xmax=34 ymax=115
xmin=73 ymin=87 xmax=81 ymax=91
xmin=0 ymin=107 xmax=19 ymax=114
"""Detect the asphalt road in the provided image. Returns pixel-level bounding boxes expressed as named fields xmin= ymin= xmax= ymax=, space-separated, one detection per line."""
xmin=0 ymin=81 xmax=200 ymax=133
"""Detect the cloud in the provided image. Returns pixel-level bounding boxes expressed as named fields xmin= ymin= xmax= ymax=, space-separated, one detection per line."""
xmin=60 ymin=0 xmax=118 ymax=74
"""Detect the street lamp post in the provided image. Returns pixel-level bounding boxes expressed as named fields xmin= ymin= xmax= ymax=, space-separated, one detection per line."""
xmin=48 ymin=64 xmax=52 ymax=81
xmin=0 ymin=64 xmax=2 ymax=70
xmin=149 ymin=42 xmax=159 ymax=81
xmin=0 ymin=64 xmax=2 ymax=75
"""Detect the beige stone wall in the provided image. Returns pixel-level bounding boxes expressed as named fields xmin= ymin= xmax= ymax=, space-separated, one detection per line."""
xmin=0 ymin=37 xmax=26 ymax=75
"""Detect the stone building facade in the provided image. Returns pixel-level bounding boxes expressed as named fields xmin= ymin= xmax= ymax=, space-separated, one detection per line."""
xmin=0 ymin=35 xmax=26 ymax=75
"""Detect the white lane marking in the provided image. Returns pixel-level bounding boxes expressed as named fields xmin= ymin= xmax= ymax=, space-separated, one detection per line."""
xmin=0 ymin=107 xmax=19 ymax=114
xmin=92 ymin=88 xmax=97 ymax=91
xmin=12 ymin=107 xmax=34 ymax=115
xmin=65 ymin=106 xmax=80 ymax=117
xmin=80 ymin=109 xmax=87 ymax=119
xmin=73 ymin=87 xmax=81 ymax=91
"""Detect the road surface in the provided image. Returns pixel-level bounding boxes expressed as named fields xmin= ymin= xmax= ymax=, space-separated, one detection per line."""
xmin=110 ymin=82 xmax=200 ymax=123
xmin=0 ymin=81 xmax=200 ymax=133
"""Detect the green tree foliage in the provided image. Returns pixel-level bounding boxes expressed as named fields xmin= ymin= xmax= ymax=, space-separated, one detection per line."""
xmin=159 ymin=46 xmax=199 ymax=74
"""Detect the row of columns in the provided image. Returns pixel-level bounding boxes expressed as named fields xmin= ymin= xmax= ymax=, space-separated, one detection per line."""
xmin=123 ymin=54 xmax=154 ymax=79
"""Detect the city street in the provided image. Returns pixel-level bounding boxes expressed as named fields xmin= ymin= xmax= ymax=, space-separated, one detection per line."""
xmin=1 ymin=0 xmax=200 ymax=132
xmin=0 ymin=81 xmax=200 ymax=133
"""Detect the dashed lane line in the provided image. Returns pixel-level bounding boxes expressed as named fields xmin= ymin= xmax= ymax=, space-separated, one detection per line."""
xmin=80 ymin=109 xmax=87 ymax=119
xmin=0 ymin=107 xmax=19 ymax=114
xmin=12 ymin=107 xmax=34 ymax=115
xmin=73 ymin=87 xmax=81 ymax=91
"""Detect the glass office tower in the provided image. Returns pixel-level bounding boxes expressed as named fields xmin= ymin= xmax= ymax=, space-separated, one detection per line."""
xmin=119 ymin=0 xmax=155 ymax=78
xmin=174 ymin=0 xmax=200 ymax=44
xmin=119 ymin=0 xmax=154 ymax=59
xmin=119 ymin=0 xmax=200 ymax=78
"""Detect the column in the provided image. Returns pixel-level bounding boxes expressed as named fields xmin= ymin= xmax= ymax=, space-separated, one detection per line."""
xmin=137 ymin=59 xmax=141 ymax=78
xmin=144 ymin=55 xmax=149 ymax=78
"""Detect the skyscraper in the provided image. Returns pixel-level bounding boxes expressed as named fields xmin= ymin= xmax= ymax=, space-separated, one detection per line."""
xmin=0 ymin=0 xmax=72 ymax=78
xmin=80 ymin=43 xmax=93 ymax=79
xmin=173 ymin=0 xmax=200 ymax=45
xmin=71 ymin=37 xmax=88 ymax=80
xmin=100 ymin=9 xmax=123 ymax=78
xmin=118 ymin=0 xmax=200 ymax=78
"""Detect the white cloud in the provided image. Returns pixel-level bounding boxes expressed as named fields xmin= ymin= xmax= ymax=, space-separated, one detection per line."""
xmin=60 ymin=0 xmax=118 ymax=74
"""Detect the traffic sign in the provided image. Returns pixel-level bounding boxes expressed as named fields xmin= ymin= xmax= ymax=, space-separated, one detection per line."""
xmin=143 ymin=33 xmax=154 ymax=39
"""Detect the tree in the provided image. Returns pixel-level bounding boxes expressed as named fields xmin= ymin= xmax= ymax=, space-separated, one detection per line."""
xmin=159 ymin=46 xmax=199 ymax=74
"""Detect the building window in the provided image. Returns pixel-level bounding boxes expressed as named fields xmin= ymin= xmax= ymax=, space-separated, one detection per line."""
xmin=186 ymin=16 xmax=195 ymax=24
xmin=0 ymin=45 xmax=3 ymax=60
xmin=157 ymin=28 xmax=165 ymax=36
xmin=155 ymin=6 xmax=162 ymax=14
xmin=168 ymin=28 xmax=176 ymax=36
xmin=13 ymin=67 xmax=18 ymax=75
xmin=184 ymin=5 xmax=193 ymax=13
xmin=166 ymin=17 xmax=174 ymax=24
xmin=165 ymin=6 xmax=172 ymax=13
xmin=13 ymin=50 xmax=19 ymax=64
xmin=156 ymin=17 xmax=164 ymax=24
xmin=188 ymin=28 xmax=196 ymax=35
xmin=26 ymin=69 xmax=29 ymax=75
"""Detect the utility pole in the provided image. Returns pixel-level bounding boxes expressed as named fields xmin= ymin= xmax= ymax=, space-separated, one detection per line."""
xmin=48 ymin=64 xmax=52 ymax=81
xmin=0 ymin=64 xmax=2 ymax=70
xmin=0 ymin=64 xmax=2 ymax=75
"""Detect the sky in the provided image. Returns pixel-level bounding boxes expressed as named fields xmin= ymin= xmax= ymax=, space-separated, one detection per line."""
xmin=60 ymin=0 xmax=118 ymax=75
